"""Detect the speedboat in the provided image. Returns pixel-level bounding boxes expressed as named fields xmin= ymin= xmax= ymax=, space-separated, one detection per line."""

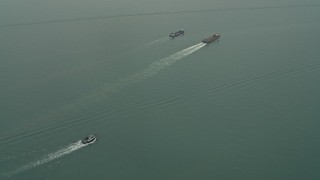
xmin=202 ymin=33 xmax=220 ymax=43
xmin=169 ymin=29 xmax=184 ymax=38
xmin=81 ymin=134 xmax=97 ymax=145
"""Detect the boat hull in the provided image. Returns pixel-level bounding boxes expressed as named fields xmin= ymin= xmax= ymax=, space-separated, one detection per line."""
xmin=169 ymin=30 xmax=184 ymax=38
xmin=202 ymin=33 xmax=220 ymax=43
xmin=81 ymin=135 xmax=97 ymax=145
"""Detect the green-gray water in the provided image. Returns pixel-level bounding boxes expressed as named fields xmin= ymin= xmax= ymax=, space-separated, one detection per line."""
xmin=1 ymin=0 xmax=320 ymax=179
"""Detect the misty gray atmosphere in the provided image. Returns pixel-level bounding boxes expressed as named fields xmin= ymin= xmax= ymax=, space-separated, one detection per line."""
xmin=1 ymin=0 xmax=320 ymax=179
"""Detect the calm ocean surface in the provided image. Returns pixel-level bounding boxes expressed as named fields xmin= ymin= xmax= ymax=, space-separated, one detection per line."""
xmin=1 ymin=0 xmax=320 ymax=179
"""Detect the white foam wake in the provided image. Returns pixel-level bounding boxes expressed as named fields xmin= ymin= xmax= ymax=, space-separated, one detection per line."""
xmin=140 ymin=42 xmax=206 ymax=77
xmin=78 ymin=42 xmax=206 ymax=104
xmin=108 ymin=42 xmax=206 ymax=86
xmin=6 ymin=141 xmax=86 ymax=176
xmin=14 ymin=42 xmax=207 ymax=131
xmin=0 ymin=43 xmax=206 ymax=177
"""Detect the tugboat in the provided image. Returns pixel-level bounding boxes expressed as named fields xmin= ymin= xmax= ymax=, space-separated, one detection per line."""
xmin=202 ymin=33 xmax=220 ymax=43
xmin=169 ymin=29 xmax=184 ymax=38
xmin=81 ymin=134 xmax=97 ymax=145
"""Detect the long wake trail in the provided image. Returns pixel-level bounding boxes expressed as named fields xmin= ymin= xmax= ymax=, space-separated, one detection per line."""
xmin=87 ymin=42 xmax=206 ymax=98
xmin=71 ymin=42 xmax=206 ymax=107
xmin=135 ymin=42 xmax=206 ymax=79
xmin=5 ymin=141 xmax=87 ymax=177
xmin=0 ymin=43 xmax=205 ymax=146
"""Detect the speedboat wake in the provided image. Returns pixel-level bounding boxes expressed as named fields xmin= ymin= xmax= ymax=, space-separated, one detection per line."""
xmin=5 ymin=140 xmax=88 ymax=177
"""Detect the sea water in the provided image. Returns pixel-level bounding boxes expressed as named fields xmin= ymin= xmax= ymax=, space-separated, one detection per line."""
xmin=1 ymin=0 xmax=320 ymax=179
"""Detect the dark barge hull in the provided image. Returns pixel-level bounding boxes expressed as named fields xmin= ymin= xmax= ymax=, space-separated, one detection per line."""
xmin=169 ymin=30 xmax=184 ymax=38
xmin=202 ymin=33 xmax=220 ymax=43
